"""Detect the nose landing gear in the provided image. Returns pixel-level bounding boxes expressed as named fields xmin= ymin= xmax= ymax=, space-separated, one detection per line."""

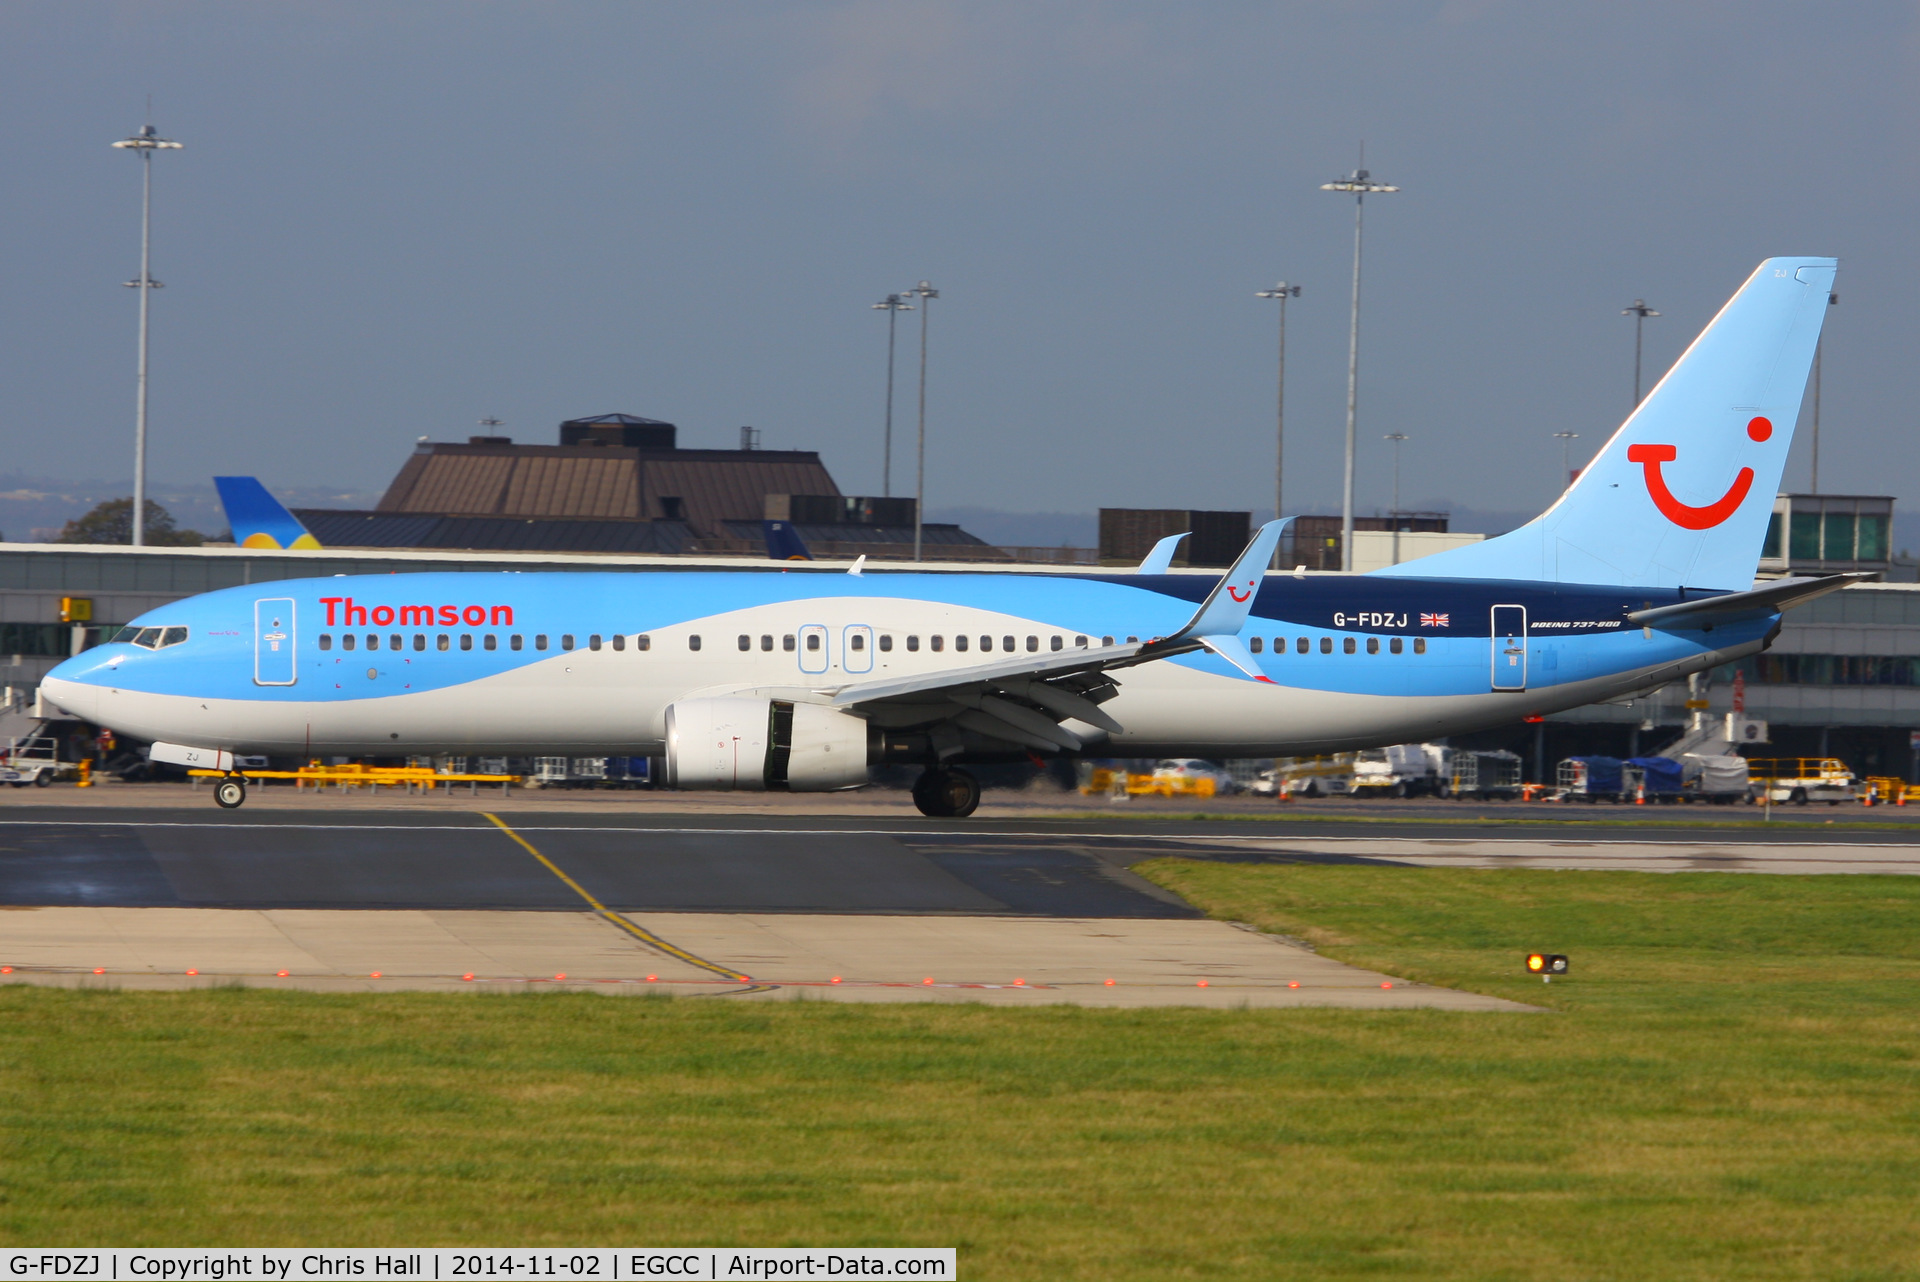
xmin=213 ymin=776 xmax=248 ymax=809
xmin=912 ymin=767 xmax=980 ymax=818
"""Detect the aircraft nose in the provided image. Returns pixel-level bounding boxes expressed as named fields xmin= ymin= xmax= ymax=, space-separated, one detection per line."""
xmin=39 ymin=671 xmax=97 ymax=722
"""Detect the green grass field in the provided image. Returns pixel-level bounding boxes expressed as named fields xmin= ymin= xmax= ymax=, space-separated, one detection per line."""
xmin=3 ymin=865 xmax=1919 ymax=1280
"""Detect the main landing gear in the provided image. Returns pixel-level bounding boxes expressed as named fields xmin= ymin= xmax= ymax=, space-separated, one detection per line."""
xmin=213 ymin=776 xmax=248 ymax=810
xmin=912 ymin=766 xmax=980 ymax=819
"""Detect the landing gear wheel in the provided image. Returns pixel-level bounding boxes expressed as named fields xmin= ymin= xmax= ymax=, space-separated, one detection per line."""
xmin=213 ymin=777 xmax=248 ymax=810
xmin=912 ymin=767 xmax=980 ymax=818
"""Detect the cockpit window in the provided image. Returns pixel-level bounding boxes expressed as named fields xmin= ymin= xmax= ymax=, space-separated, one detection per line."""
xmin=128 ymin=626 xmax=188 ymax=650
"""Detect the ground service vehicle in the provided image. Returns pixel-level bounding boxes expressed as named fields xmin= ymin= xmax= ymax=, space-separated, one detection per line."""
xmin=1350 ymin=743 xmax=1450 ymax=797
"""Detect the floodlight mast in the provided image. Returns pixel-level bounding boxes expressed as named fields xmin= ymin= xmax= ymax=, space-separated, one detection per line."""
xmin=1621 ymin=299 xmax=1660 ymax=408
xmin=1553 ymin=430 xmax=1579 ymax=492
xmin=1255 ymin=282 xmax=1301 ymax=528
xmin=908 ymin=281 xmax=938 ymax=562
xmin=112 ymin=122 xmax=182 ymax=548
xmin=1320 ymin=160 xmax=1399 ymax=571
xmin=871 ymin=293 xmax=914 ymax=499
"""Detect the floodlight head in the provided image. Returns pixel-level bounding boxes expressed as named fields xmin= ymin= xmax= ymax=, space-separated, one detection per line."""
xmin=113 ymin=124 xmax=182 ymax=152
xmin=911 ymin=280 xmax=939 ymax=299
xmin=1256 ymin=282 xmax=1303 ymax=300
xmin=1621 ymin=300 xmax=1660 ymax=319
xmin=1320 ymin=168 xmax=1399 ymax=194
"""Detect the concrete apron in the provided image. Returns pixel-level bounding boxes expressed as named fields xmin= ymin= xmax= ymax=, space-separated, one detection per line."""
xmin=0 ymin=907 xmax=1534 ymax=1011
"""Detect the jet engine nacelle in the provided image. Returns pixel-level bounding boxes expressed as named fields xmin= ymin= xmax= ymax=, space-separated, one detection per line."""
xmin=663 ymin=696 xmax=871 ymax=792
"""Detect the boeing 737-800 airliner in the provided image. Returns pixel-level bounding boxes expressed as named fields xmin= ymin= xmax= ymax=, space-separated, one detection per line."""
xmin=43 ymin=257 xmax=1856 ymax=816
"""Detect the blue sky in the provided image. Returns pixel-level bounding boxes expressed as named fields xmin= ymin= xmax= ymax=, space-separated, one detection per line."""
xmin=3 ymin=2 xmax=1916 ymax=526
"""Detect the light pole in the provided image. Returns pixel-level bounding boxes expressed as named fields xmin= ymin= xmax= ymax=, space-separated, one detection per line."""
xmin=909 ymin=280 xmax=938 ymax=562
xmin=1811 ymin=290 xmax=1838 ymax=493
xmin=1553 ymin=430 xmax=1579 ymax=492
xmin=1621 ymin=300 xmax=1660 ymax=408
xmin=871 ymin=293 xmax=914 ymax=498
xmin=1320 ymin=159 xmax=1399 ymax=571
xmin=1255 ymin=282 xmax=1301 ymax=525
xmin=1384 ymin=432 xmax=1408 ymax=567
xmin=113 ymin=122 xmax=183 ymax=547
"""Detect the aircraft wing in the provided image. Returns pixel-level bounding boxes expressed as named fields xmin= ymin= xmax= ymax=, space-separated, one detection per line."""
xmin=820 ymin=520 xmax=1289 ymax=753
xmin=1627 ymin=572 xmax=1874 ymax=629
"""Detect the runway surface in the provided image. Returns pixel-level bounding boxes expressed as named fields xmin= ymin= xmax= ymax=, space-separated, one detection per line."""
xmin=4 ymin=805 xmax=1910 ymax=1005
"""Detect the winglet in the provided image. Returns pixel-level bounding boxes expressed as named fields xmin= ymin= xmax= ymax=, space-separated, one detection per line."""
xmin=1159 ymin=518 xmax=1289 ymax=643
xmin=848 ymin=555 xmax=867 ymax=577
xmin=1137 ymin=532 xmax=1188 ymax=574
xmin=213 ymin=477 xmax=322 ymax=550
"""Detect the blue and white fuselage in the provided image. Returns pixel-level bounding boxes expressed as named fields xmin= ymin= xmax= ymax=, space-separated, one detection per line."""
xmin=39 ymin=256 xmax=1850 ymax=814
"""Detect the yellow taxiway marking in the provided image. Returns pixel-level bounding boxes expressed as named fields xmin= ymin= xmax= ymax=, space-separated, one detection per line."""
xmin=481 ymin=812 xmax=765 ymax=988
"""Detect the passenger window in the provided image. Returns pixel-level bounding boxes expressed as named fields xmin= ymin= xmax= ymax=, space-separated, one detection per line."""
xmin=955 ymin=635 xmax=969 ymax=652
xmin=511 ymin=635 xmax=524 ymax=651
xmin=438 ymin=635 xmax=451 ymax=651
xmin=1273 ymin=638 xmax=1284 ymax=654
xmin=1026 ymin=636 xmax=1038 ymax=652
xmin=687 ymin=635 xmax=700 ymax=651
xmin=1049 ymin=636 xmax=1062 ymax=651
xmin=343 ymin=634 xmax=357 ymax=652
xmin=461 ymin=634 xmax=474 ymax=651
xmin=906 ymin=636 xmax=920 ymax=652
xmin=612 ymin=635 xmax=625 ymax=652
xmin=636 ymin=635 xmax=649 ymax=651
xmin=390 ymin=635 xmax=402 ymax=651
xmin=931 ymin=636 xmax=944 ymax=652
xmin=366 ymin=635 xmax=379 ymax=651
xmin=589 ymin=635 xmax=602 ymax=651
xmin=879 ymin=635 xmax=892 ymax=652
xmin=851 ymin=634 xmax=865 ymax=651
xmin=161 ymin=626 xmax=188 ymax=647
xmin=806 ymin=634 xmax=820 ymax=651
xmin=414 ymin=634 xmax=426 ymax=651
xmin=1126 ymin=636 xmax=1139 ymax=644
xmin=1001 ymin=636 xmax=1013 ymax=651
xmin=1414 ymin=638 xmax=1427 ymax=654
xmin=318 ymin=634 xmax=333 ymax=651
xmin=485 ymin=634 xmax=498 ymax=651
xmin=738 ymin=635 xmax=751 ymax=651
xmin=561 ymin=635 xmax=575 ymax=651
xmin=1297 ymin=637 xmax=1309 ymax=654
xmin=1343 ymin=637 xmax=1356 ymax=654
xmin=1102 ymin=636 xmax=1114 ymax=646
xmin=1319 ymin=637 xmax=1332 ymax=654
xmin=1075 ymin=636 xmax=1087 ymax=648
xmin=535 ymin=634 xmax=548 ymax=651
xmin=1390 ymin=637 xmax=1403 ymax=654
xmin=782 ymin=635 xmax=795 ymax=652
xmin=1249 ymin=637 xmax=1264 ymax=654
xmin=761 ymin=635 xmax=773 ymax=651
xmin=1366 ymin=637 xmax=1379 ymax=654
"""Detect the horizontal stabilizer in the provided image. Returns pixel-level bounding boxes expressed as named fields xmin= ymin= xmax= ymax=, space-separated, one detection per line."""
xmin=1627 ymin=572 xmax=1875 ymax=629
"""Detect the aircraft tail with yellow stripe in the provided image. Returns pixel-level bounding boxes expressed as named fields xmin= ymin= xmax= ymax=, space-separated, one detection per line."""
xmin=213 ymin=476 xmax=323 ymax=550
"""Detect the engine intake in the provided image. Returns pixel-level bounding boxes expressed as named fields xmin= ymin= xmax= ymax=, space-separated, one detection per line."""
xmin=664 ymin=697 xmax=871 ymax=791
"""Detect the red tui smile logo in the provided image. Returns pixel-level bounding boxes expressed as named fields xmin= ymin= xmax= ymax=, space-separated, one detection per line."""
xmin=1227 ymin=581 xmax=1254 ymax=602
xmin=1625 ymin=416 xmax=1771 ymax=530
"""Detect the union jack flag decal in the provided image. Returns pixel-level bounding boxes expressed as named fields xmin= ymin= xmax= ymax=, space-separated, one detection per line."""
xmin=1420 ymin=612 xmax=1450 ymax=628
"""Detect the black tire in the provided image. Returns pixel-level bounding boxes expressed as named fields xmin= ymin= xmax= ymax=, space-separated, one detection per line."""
xmin=1391 ymin=782 xmax=1408 ymax=799
xmin=8 ymin=781 xmax=27 ymax=789
xmin=1789 ymin=787 xmax=1807 ymax=806
xmin=1303 ymin=781 xmax=1322 ymax=799
xmin=33 ymin=771 xmax=52 ymax=788
xmin=912 ymin=767 xmax=980 ymax=819
xmin=213 ymin=778 xmax=247 ymax=810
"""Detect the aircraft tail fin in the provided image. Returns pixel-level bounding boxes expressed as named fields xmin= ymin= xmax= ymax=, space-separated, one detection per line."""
xmin=213 ymin=477 xmax=322 ymax=550
xmin=1389 ymin=257 xmax=1837 ymax=590
xmin=763 ymin=519 xmax=813 ymax=561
